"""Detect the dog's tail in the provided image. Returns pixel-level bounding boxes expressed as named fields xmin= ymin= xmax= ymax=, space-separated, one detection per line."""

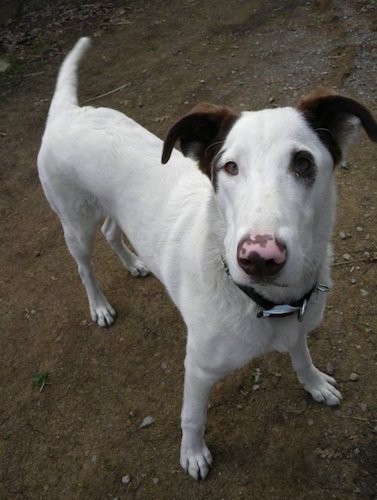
xmin=48 ymin=37 xmax=91 ymax=120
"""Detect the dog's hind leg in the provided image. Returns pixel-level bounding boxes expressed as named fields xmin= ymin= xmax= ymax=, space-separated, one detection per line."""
xmin=101 ymin=217 xmax=149 ymax=277
xmin=62 ymin=215 xmax=116 ymax=327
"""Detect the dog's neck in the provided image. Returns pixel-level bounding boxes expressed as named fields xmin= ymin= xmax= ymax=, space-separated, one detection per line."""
xmin=221 ymin=256 xmax=329 ymax=320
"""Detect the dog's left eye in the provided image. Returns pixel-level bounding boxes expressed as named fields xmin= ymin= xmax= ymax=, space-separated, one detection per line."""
xmin=223 ymin=161 xmax=239 ymax=176
xmin=292 ymin=151 xmax=316 ymax=182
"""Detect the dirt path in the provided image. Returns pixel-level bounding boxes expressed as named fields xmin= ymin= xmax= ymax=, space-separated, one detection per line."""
xmin=0 ymin=1 xmax=376 ymax=498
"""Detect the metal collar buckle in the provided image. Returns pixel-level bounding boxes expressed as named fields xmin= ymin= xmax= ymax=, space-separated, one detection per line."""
xmin=256 ymin=299 xmax=307 ymax=321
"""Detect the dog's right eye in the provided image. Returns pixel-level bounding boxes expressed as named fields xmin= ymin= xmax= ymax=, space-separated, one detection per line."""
xmin=291 ymin=151 xmax=316 ymax=186
xmin=223 ymin=161 xmax=239 ymax=176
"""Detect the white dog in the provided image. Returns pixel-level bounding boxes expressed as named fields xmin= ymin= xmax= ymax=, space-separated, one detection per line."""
xmin=38 ymin=38 xmax=377 ymax=479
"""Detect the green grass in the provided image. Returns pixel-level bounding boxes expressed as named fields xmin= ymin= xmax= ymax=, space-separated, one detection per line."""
xmin=31 ymin=371 xmax=50 ymax=392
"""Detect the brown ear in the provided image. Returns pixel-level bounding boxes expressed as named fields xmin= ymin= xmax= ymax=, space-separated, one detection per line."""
xmin=298 ymin=88 xmax=377 ymax=164
xmin=162 ymin=103 xmax=238 ymax=178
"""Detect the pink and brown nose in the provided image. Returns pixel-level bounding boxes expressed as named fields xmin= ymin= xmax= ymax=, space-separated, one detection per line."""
xmin=237 ymin=233 xmax=287 ymax=279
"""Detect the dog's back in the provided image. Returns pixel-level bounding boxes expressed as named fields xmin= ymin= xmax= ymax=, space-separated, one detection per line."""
xmin=38 ymin=38 xmax=212 ymax=285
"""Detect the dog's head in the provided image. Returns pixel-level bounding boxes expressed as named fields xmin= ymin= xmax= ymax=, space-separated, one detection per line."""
xmin=162 ymin=89 xmax=377 ymax=298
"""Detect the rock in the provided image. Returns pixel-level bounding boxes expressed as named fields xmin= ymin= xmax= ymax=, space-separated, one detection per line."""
xmin=356 ymin=226 xmax=363 ymax=232
xmin=341 ymin=160 xmax=351 ymax=169
xmin=350 ymin=278 xmax=357 ymax=284
xmin=122 ymin=475 xmax=131 ymax=485
xmin=360 ymin=289 xmax=369 ymax=297
xmin=0 ymin=58 xmax=10 ymax=73
xmin=140 ymin=415 xmax=155 ymax=428
xmin=349 ymin=373 xmax=359 ymax=381
xmin=326 ymin=362 xmax=334 ymax=376
xmin=339 ymin=231 xmax=351 ymax=240
xmin=343 ymin=253 xmax=352 ymax=260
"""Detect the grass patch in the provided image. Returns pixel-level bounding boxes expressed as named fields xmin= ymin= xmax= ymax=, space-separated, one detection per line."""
xmin=31 ymin=371 xmax=50 ymax=392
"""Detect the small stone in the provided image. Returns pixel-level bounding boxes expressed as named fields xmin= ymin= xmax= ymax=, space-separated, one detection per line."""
xmin=140 ymin=415 xmax=155 ymax=428
xmin=354 ymin=448 xmax=360 ymax=455
xmin=356 ymin=226 xmax=363 ymax=232
xmin=339 ymin=231 xmax=351 ymax=240
xmin=341 ymin=160 xmax=351 ymax=169
xmin=359 ymin=403 xmax=368 ymax=412
xmin=373 ymin=425 xmax=377 ymax=434
xmin=350 ymin=278 xmax=357 ymax=284
xmin=360 ymin=289 xmax=369 ymax=297
xmin=343 ymin=253 xmax=352 ymax=260
xmin=307 ymin=418 xmax=314 ymax=426
xmin=161 ymin=362 xmax=168 ymax=370
xmin=349 ymin=373 xmax=359 ymax=381
xmin=122 ymin=475 xmax=131 ymax=485
xmin=326 ymin=362 xmax=334 ymax=376
xmin=252 ymin=384 xmax=260 ymax=391
xmin=0 ymin=57 xmax=10 ymax=73
xmin=152 ymin=477 xmax=159 ymax=484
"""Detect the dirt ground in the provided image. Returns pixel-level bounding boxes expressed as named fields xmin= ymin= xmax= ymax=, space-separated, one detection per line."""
xmin=0 ymin=0 xmax=376 ymax=498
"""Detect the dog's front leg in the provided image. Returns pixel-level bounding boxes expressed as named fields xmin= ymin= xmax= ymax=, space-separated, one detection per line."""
xmin=288 ymin=332 xmax=342 ymax=406
xmin=180 ymin=353 xmax=221 ymax=480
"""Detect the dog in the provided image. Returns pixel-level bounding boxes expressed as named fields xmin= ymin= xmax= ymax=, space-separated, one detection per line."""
xmin=38 ymin=38 xmax=377 ymax=479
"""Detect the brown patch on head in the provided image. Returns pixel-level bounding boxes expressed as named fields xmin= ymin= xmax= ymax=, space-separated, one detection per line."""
xmin=162 ymin=103 xmax=238 ymax=184
xmin=298 ymin=88 xmax=377 ymax=165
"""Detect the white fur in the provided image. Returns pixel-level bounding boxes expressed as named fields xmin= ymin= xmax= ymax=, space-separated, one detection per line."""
xmin=38 ymin=39 xmax=351 ymax=480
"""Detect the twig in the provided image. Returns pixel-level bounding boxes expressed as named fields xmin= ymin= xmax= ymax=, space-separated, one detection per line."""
xmin=24 ymin=71 xmax=45 ymax=78
xmin=81 ymin=83 xmax=131 ymax=104
xmin=0 ymin=415 xmax=10 ymax=425
xmin=338 ymin=415 xmax=377 ymax=423
xmin=333 ymin=257 xmax=376 ymax=267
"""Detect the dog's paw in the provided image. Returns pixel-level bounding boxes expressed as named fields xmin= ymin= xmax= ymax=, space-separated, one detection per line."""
xmin=180 ymin=442 xmax=212 ymax=480
xmin=303 ymin=368 xmax=342 ymax=406
xmin=128 ymin=258 xmax=150 ymax=278
xmin=90 ymin=303 xmax=116 ymax=327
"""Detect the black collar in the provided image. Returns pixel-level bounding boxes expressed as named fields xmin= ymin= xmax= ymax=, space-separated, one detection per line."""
xmin=221 ymin=257 xmax=329 ymax=320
